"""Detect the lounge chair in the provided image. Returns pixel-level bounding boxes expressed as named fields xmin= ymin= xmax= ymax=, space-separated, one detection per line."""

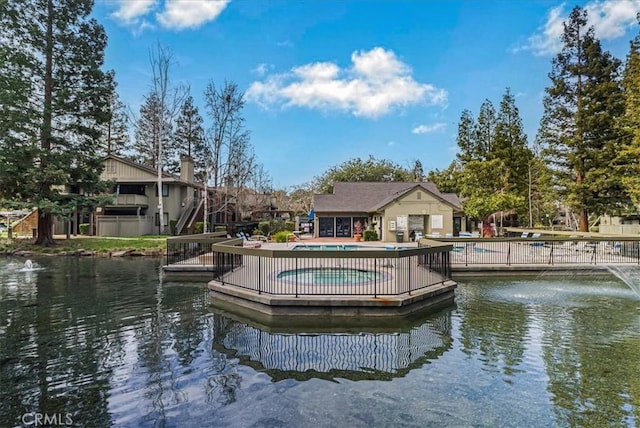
xmin=238 ymin=232 xmax=262 ymax=248
xmin=611 ymin=242 xmax=622 ymax=255
xmin=529 ymin=233 xmax=545 ymax=248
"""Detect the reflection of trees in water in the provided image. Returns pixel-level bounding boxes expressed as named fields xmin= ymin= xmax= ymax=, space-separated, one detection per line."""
xmin=135 ymin=282 xmax=211 ymax=422
xmin=0 ymin=258 xmax=133 ymax=427
xmin=539 ymin=303 xmax=640 ymax=427
xmin=210 ymin=311 xmax=453 ymax=382
xmin=0 ymin=258 xmax=216 ymax=427
xmin=205 ymin=353 xmax=242 ymax=406
xmin=457 ymin=278 xmax=640 ymax=426
xmin=457 ymin=286 xmax=528 ymax=378
xmin=204 ymin=315 xmax=242 ymax=409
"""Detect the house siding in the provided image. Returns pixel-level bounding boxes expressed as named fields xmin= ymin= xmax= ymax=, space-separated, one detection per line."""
xmin=96 ymin=156 xmax=200 ymax=236
xmin=382 ymin=188 xmax=453 ymax=242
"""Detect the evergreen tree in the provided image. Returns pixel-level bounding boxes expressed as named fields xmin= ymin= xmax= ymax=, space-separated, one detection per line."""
xmin=475 ymin=100 xmax=497 ymax=158
xmin=132 ymin=92 xmax=176 ymax=171
xmin=175 ymin=96 xmax=208 ymax=182
xmin=493 ymin=88 xmax=533 ymax=196
xmin=101 ymin=71 xmax=130 ymax=156
xmin=537 ymin=6 xmax=626 ymax=231
xmin=456 ymin=110 xmax=477 ymax=164
xmin=616 ymin=18 xmax=640 ymax=207
xmin=0 ymin=0 xmax=111 ymax=246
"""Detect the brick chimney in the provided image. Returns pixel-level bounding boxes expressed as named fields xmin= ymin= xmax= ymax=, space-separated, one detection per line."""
xmin=180 ymin=155 xmax=194 ymax=183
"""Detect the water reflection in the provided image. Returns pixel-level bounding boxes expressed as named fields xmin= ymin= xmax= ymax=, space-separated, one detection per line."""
xmin=456 ymin=276 xmax=640 ymax=427
xmin=0 ymin=258 xmax=639 ymax=427
xmin=213 ymin=309 xmax=453 ymax=382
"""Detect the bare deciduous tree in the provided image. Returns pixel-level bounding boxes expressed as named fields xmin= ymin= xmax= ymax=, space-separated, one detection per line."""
xmin=147 ymin=43 xmax=188 ymax=234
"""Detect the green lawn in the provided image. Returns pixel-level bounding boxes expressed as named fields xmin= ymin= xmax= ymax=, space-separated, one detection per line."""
xmin=0 ymin=235 xmax=167 ymax=255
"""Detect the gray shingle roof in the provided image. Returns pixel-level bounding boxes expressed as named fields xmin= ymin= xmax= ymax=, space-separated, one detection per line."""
xmin=313 ymin=182 xmax=462 ymax=213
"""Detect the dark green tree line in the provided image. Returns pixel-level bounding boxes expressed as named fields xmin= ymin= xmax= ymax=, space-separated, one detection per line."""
xmin=537 ymin=6 xmax=627 ymax=232
xmin=0 ymin=0 xmax=112 ymax=245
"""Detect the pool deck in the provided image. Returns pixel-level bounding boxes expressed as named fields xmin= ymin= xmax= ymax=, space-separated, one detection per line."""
xmin=205 ymin=244 xmax=456 ymax=317
xmin=163 ymin=236 xmax=635 ymax=318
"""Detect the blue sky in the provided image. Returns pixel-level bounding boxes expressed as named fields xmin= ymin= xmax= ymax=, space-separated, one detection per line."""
xmin=94 ymin=0 xmax=640 ymax=189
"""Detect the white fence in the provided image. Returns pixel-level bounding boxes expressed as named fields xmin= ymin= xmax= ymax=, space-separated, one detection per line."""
xmin=96 ymin=215 xmax=155 ymax=237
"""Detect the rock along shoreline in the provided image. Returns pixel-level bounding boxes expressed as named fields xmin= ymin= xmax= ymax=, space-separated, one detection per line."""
xmin=2 ymin=249 xmax=164 ymax=258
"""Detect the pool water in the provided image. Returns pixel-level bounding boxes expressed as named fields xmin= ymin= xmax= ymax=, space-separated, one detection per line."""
xmin=291 ymin=244 xmax=363 ymax=251
xmin=1 ymin=257 xmax=638 ymax=427
xmin=277 ymin=267 xmax=382 ymax=285
xmin=452 ymin=246 xmax=500 ymax=253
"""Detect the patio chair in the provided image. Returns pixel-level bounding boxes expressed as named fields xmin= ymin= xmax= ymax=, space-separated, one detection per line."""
xmin=237 ymin=232 xmax=262 ymax=248
xmin=602 ymin=241 xmax=622 ymax=255
xmin=529 ymin=233 xmax=545 ymax=249
xmin=611 ymin=242 xmax=622 ymax=255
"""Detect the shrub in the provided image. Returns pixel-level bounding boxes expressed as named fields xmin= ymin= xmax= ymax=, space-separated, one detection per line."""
xmin=274 ymin=231 xmax=290 ymax=243
xmin=258 ymin=221 xmax=271 ymax=236
xmin=169 ymin=219 xmax=178 ymax=235
xmin=363 ymin=230 xmax=378 ymax=241
xmin=214 ymin=225 xmax=227 ymax=233
xmin=79 ymin=223 xmax=90 ymax=235
xmin=193 ymin=222 xmax=204 ymax=234
xmin=284 ymin=221 xmax=295 ymax=231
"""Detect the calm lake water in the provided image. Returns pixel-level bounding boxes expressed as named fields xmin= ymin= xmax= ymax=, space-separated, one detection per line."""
xmin=0 ymin=257 xmax=639 ymax=427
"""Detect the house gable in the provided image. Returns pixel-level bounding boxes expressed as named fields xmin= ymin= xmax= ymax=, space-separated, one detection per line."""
xmin=102 ymin=156 xmax=159 ymax=182
xmin=372 ymin=184 xmax=462 ymax=213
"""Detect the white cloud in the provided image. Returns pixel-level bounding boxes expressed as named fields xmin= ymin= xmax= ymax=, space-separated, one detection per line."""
xmin=412 ymin=123 xmax=446 ymax=134
xmin=246 ymin=47 xmax=447 ymax=118
xmin=112 ymin=0 xmax=157 ymax=22
xmin=520 ymin=0 xmax=640 ymax=56
xmin=157 ymin=0 xmax=230 ymax=30
xmin=253 ymin=63 xmax=273 ymax=76
xmin=388 ymin=141 xmax=396 ymax=147
xmin=111 ymin=0 xmax=229 ymax=31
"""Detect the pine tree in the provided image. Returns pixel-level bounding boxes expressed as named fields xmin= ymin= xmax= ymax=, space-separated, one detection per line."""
xmin=101 ymin=71 xmax=130 ymax=156
xmin=132 ymin=92 xmax=176 ymax=171
xmin=493 ymin=88 xmax=533 ymax=196
xmin=617 ymin=18 xmax=640 ymax=207
xmin=537 ymin=6 xmax=626 ymax=231
xmin=456 ymin=110 xmax=477 ymax=164
xmin=175 ymin=96 xmax=208 ymax=182
xmin=475 ymin=100 xmax=497 ymax=158
xmin=0 ymin=0 xmax=111 ymax=246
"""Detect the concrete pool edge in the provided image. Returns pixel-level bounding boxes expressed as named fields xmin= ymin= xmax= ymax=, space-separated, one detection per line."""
xmin=207 ymin=280 xmax=457 ymax=317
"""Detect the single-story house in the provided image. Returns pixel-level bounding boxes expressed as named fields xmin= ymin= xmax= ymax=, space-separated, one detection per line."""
xmin=312 ymin=182 xmax=466 ymax=242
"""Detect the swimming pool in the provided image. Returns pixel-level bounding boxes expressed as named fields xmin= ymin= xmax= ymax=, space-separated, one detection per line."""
xmin=277 ymin=267 xmax=383 ymax=285
xmin=291 ymin=244 xmax=362 ymax=251
xmin=291 ymin=244 xmax=400 ymax=251
xmin=452 ymin=246 xmax=500 ymax=254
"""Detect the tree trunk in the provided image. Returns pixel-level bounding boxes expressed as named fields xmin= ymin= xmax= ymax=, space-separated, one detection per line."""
xmin=578 ymin=209 xmax=589 ymax=232
xmin=35 ymin=212 xmax=56 ymax=246
xmin=35 ymin=0 xmax=55 ymax=247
